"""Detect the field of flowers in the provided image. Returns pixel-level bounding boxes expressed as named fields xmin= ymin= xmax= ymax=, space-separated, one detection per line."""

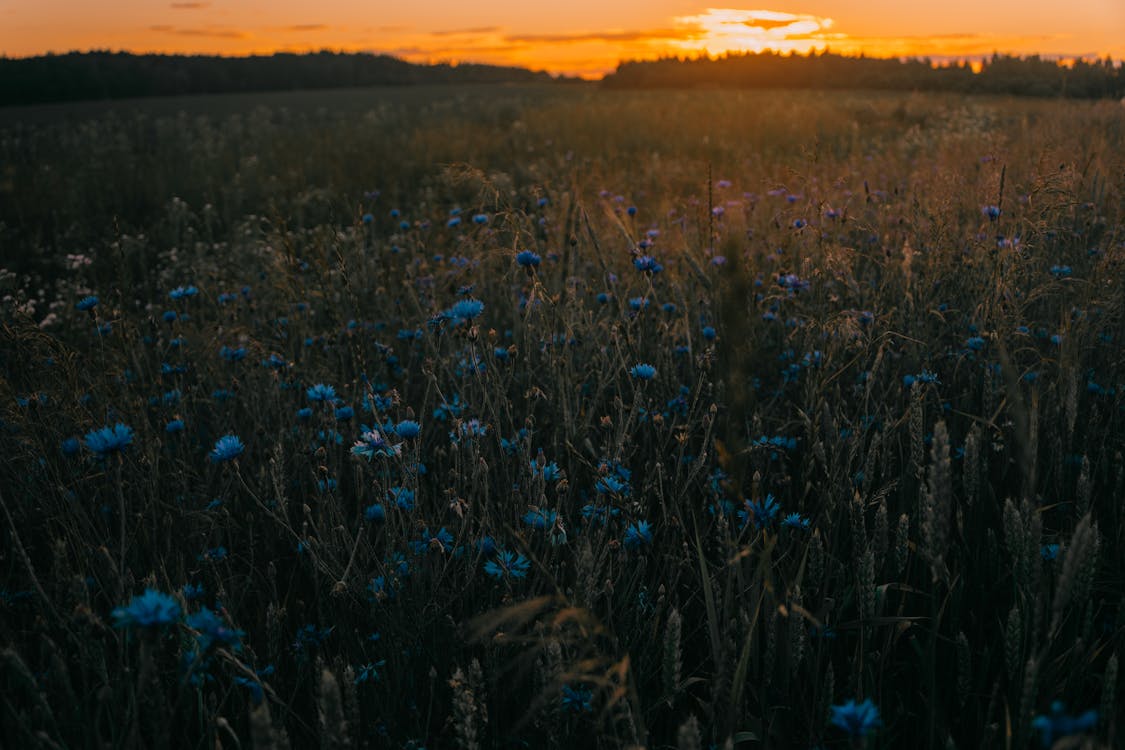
xmin=1 ymin=87 xmax=1123 ymax=749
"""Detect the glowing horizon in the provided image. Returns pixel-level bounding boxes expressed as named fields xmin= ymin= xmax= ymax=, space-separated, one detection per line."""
xmin=2 ymin=2 xmax=1123 ymax=79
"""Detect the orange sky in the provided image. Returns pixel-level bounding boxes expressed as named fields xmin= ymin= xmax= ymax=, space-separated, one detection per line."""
xmin=2 ymin=1 xmax=1123 ymax=78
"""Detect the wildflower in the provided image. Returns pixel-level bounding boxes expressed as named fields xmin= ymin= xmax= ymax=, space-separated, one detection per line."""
xmin=1041 ymin=543 xmax=1060 ymax=561
xmin=623 ymin=520 xmax=653 ymax=550
xmin=702 ymin=325 xmax=717 ymax=340
xmin=209 ymin=435 xmax=244 ymax=463
xmin=187 ymin=607 xmax=243 ymax=651
xmin=472 ymin=213 xmax=489 ymax=225
xmin=335 ymin=405 xmax=354 ymax=421
xmin=1031 ymin=702 xmax=1098 ymax=748
xmin=182 ymin=583 xmax=205 ymax=601
xmin=595 ymin=474 xmax=629 ymax=495
xmin=739 ymin=494 xmax=780 ymax=530
xmin=516 ymin=250 xmax=541 ymax=268
xmin=412 ymin=527 xmax=454 ymax=554
xmin=633 ymin=255 xmax=663 ymax=274
xmin=445 ymin=298 xmax=484 ymax=325
xmin=630 ymin=363 xmax=657 ymax=380
xmin=388 ymin=486 xmax=414 ymax=510
xmin=61 ymin=437 xmax=81 ymax=456
xmin=561 ymin=685 xmax=593 ymax=713
xmin=364 ymin=503 xmax=386 ymax=522
xmin=484 ymin=550 xmax=531 ymax=580
xmin=982 ymin=205 xmax=1001 ymax=220
xmin=76 ymin=295 xmax=99 ymax=311
xmin=112 ymin=589 xmax=181 ymax=629
xmin=523 ymin=508 xmax=558 ymax=530
xmin=966 ymin=336 xmax=986 ymax=351
xmin=781 ymin=512 xmax=811 ymax=531
xmin=219 ymin=345 xmax=247 ymax=362
xmin=395 ymin=420 xmax=421 ymax=438
xmin=165 ymin=419 xmax=185 ymax=434
xmin=351 ymin=428 xmax=403 ymax=459
xmin=296 ymin=407 xmax=312 ymax=421
xmin=169 ymin=285 xmax=199 ymax=300
xmin=84 ymin=423 xmax=134 ymax=457
xmin=354 ymin=660 xmax=386 ymax=684
xmin=829 ymin=698 xmax=882 ymax=738
xmin=306 ymin=383 xmax=337 ymax=402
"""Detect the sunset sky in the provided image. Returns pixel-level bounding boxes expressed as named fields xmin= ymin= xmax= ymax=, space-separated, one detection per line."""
xmin=2 ymin=1 xmax=1123 ymax=79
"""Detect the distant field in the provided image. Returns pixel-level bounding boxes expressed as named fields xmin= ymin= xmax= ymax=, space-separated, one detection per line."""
xmin=0 ymin=87 xmax=1123 ymax=749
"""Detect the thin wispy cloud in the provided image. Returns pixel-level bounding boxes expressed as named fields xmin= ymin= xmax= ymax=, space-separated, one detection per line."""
xmin=169 ymin=2 xmax=210 ymax=9
xmin=429 ymin=27 xmax=502 ymax=37
xmin=149 ymin=25 xmax=248 ymax=39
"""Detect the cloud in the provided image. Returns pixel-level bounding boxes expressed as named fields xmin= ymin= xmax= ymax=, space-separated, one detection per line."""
xmin=148 ymin=25 xmax=249 ymax=39
xmin=169 ymin=2 xmax=209 ymax=8
xmin=429 ymin=27 xmax=502 ymax=37
xmin=282 ymin=25 xmax=328 ymax=32
xmin=505 ymin=28 xmax=698 ymax=45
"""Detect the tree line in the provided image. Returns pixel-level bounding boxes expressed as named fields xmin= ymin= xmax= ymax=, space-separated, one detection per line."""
xmin=602 ymin=50 xmax=1125 ymax=98
xmin=0 ymin=51 xmax=557 ymax=106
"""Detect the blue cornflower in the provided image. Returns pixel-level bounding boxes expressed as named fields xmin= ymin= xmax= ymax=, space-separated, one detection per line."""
xmin=739 ymin=494 xmax=780 ymax=530
xmin=523 ymin=508 xmax=558 ymax=530
xmin=261 ymin=353 xmax=287 ymax=369
xmin=966 ymin=336 xmax=986 ymax=351
xmin=182 ymin=582 xmax=205 ymax=601
xmin=351 ymin=428 xmax=403 ymax=459
xmin=630 ymin=363 xmax=657 ymax=380
xmin=187 ymin=607 xmax=244 ymax=652
xmin=595 ymin=474 xmax=629 ymax=495
xmin=1041 ymin=543 xmax=1060 ymax=561
xmin=395 ymin=420 xmax=421 ymax=438
xmin=112 ymin=589 xmax=181 ymax=629
xmin=61 ymin=437 xmax=81 ymax=456
xmin=781 ymin=512 xmax=811 ymax=531
xmin=516 ymin=250 xmax=541 ymax=268
xmin=702 ymin=325 xmax=717 ymax=340
xmin=530 ymin=459 xmax=561 ymax=482
xmin=982 ymin=205 xmax=1001 ymax=220
xmin=1031 ymin=702 xmax=1098 ymax=748
xmin=306 ymin=383 xmax=337 ymax=402
xmin=446 ymin=299 xmax=484 ymax=324
xmin=354 ymin=660 xmax=386 ymax=684
xmin=296 ymin=407 xmax=312 ymax=421
xmin=169 ymin=285 xmax=199 ymax=300
xmin=472 ymin=213 xmax=489 ymax=225
xmin=388 ymin=486 xmax=415 ymax=510
xmin=165 ymin=419 xmax=185 ymax=434
xmin=219 ymin=345 xmax=247 ymax=362
xmin=335 ymin=405 xmax=354 ymax=421
xmin=413 ymin=527 xmax=454 ymax=554
xmin=364 ymin=503 xmax=386 ymax=522
xmin=483 ymin=550 xmax=531 ymax=580
xmin=561 ymin=685 xmax=593 ymax=713
xmin=829 ymin=698 xmax=882 ymax=737
xmin=76 ymin=295 xmax=99 ymax=311
xmin=209 ymin=434 xmax=244 ymax=463
xmin=623 ymin=520 xmax=653 ymax=550
xmin=633 ymin=255 xmax=663 ymax=274
xmin=84 ymin=423 xmax=134 ymax=457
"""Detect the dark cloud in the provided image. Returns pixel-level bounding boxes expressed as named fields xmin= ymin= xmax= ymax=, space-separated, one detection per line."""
xmin=505 ymin=28 xmax=698 ymax=45
xmin=148 ymin=25 xmax=248 ymax=39
xmin=430 ymin=26 xmax=501 ymax=37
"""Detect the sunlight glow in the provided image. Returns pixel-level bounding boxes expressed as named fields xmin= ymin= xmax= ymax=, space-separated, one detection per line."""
xmin=671 ymin=9 xmax=835 ymax=56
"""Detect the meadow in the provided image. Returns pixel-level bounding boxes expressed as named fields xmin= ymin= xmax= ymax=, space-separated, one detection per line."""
xmin=0 ymin=85 xmax=1123 ymax=749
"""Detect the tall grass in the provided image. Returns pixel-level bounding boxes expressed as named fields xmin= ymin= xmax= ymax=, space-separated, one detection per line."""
xmin=0 ymin=87 xmax=1122 ymax=749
